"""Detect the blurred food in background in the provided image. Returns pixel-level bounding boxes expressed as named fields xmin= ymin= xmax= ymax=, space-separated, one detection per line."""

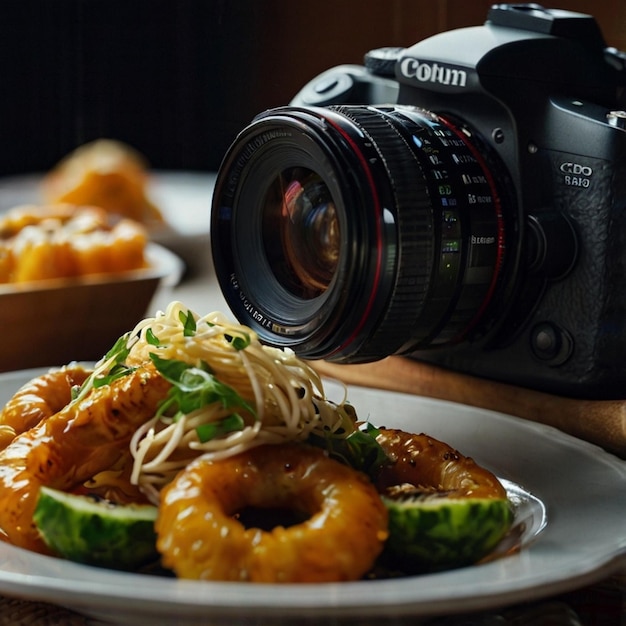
xmin=0 ymin=204 xmax=148 ymax=284
xmin=42 ymin=139 xmax=164 ymax=225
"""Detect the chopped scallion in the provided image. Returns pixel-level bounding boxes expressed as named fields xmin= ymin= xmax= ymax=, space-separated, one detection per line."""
xmin=146 ymin=329 xmax=161 ymax=346
xmin=196 ymin=413 xmax=245 ymax=443
xmin=225 ymin=333 xmax=251 ymax=351
xmin=179 ymin=310 xmax=197 ymax=337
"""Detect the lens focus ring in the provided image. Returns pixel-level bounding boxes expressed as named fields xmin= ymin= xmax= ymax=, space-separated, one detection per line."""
xmin=331 ymin=105 xmax=437 ymax=358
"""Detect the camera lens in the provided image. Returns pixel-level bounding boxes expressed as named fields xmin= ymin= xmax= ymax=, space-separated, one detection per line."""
xmin=211 ymin=105 xmax=512 ymax=361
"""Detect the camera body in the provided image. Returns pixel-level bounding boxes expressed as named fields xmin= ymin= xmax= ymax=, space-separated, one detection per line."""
xmin=212 ymin=4 xmax=626 ymax=399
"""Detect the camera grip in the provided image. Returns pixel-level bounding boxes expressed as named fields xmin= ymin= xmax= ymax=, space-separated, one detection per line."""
xmin=311 ymin=358 xmax=626 ymax=459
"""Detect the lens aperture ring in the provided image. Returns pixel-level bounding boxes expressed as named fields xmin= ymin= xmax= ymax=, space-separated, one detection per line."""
xmin=383 ymin=107 xmax=506 ymax=347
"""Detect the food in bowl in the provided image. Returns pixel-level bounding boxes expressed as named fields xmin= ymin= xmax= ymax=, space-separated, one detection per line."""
xmin=0 ymin=302 xmax=513 ymax=581
xmin=0 ymin=203 xmax=148 ymax=283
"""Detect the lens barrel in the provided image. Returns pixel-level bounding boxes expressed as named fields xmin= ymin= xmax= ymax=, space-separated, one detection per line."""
xmin=211 ymin=105 xmax=509 ymax=362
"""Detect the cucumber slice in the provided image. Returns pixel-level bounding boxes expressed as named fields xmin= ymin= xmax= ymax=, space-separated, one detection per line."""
xmin=33 ymin=486 xmax=158 ymax=570
xmin=381 ymin=491 xmax=513 ymax=572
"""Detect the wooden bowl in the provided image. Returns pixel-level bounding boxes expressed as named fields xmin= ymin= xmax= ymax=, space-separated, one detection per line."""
xmin=0 ymin=243 xmax=183 ymax=371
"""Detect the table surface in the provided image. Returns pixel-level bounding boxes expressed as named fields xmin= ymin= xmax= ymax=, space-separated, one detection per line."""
xmin=1 ymin=233 xmax=625 ymax=625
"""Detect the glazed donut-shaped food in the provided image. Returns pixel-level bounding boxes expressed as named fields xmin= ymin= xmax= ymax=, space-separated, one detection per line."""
xmin=156 ymin=443 xmax=389 ymax=582
xmin=374 ymin=427 xmax=506 ymax=499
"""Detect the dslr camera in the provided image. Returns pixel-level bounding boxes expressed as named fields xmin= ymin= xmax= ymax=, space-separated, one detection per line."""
xmin=211 ymin=4 xmax=626 ymax=399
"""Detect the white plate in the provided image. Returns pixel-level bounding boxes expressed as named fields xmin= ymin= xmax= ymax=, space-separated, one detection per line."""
xmin=0 ymin=373 xmax=624 ymax=625
xmin=0 ymin=171 xmax=216 ymax=267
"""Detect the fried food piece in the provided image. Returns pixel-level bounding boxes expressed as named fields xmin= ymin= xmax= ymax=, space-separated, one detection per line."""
xmin=0 ymin=244 xmax=13 ymax=284
xmin=0 ymin=204 xmax=148 ymax=283
xmin=0 ymin=204 xmax=85 ymax=239
xmin=0 ymin=364 xmax=170 ymax=553
xmin=0 ymin=365 xmax=92 ymax=449
xmin=156 ymin=443 xmax=389 ymax=582
xmin=67 ymin=216 xmax=147 ymax=276
xmin=374 ymin=428 xmax=507 ymax=499
xmin=42 ymin=139 xmax=163 ymax=224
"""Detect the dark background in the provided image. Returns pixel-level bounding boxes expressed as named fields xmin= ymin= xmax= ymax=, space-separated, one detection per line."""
xmin=0 ymin=0 xmax=623 ymax=175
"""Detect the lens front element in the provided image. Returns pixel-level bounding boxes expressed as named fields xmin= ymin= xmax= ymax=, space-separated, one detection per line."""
xmin=262 ymin=168 xmax=340 ymax=300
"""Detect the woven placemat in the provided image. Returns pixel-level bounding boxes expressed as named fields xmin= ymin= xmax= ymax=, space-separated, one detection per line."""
xmin=0 ymin=596 xmax=91 ymax=625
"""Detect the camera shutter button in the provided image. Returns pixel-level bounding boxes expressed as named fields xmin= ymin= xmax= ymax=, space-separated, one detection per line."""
xmin=607 ymin=110 xmax=626 ymax=128
xmin=314 ymin=77 xmax=341 ymax=95
xmin=530 ymin=322 xmax=573 ymax=365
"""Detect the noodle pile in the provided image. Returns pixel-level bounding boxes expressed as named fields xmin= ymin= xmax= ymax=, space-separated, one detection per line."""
xmin=81 ymin=301 xmax=354 ymax=504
